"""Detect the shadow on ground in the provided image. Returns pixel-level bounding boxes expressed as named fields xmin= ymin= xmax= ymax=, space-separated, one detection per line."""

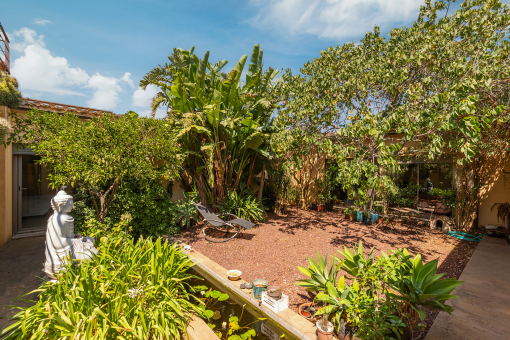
xmin=0 ymin=237 xmax=45 ymax=332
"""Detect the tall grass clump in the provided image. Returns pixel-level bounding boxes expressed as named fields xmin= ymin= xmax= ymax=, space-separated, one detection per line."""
xmin=1 ymin=237 xmax=210 ymax=339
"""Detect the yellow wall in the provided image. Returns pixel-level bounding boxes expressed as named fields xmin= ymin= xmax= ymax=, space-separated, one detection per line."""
xmin=0 ymin=105 xmax=13 ymax=247
xmin=478 ymin=158 xmax=510 ymax=227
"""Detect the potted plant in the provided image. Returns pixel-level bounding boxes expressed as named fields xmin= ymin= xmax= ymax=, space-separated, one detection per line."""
xmin=316 ymin=313 xmax=334 ymax=340
xmin=355 ymin=208 xmax=364 ymax=222
xmin=369 ymin=210 xmax=379 ymax=224
xmin=363 ymin=211 xmax=373 ymax=225
xmin=344 ymin=207 xmax=355 ymax=221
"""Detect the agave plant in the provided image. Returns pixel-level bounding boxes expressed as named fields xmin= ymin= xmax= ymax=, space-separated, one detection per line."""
xmin=295 ymin=251 xmax=343 ymax=292
xmin=387 ymin=253 xmax=463 ymax=322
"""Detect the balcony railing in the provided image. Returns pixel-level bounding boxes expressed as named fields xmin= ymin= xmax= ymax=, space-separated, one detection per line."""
xmin=0 ymin=22 xmax=10 ymax=74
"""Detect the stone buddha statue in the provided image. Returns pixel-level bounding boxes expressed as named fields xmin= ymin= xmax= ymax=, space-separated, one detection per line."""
xmin=43 ymin=188 xmax=98 ymax=278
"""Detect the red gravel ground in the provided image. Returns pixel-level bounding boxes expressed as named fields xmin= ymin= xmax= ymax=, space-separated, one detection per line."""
xmin=179 ymin=208 xmax=478 ymax=339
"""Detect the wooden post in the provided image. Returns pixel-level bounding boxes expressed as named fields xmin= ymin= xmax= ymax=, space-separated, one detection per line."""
xmin=258 ymin=163 xmax=265 ymax=201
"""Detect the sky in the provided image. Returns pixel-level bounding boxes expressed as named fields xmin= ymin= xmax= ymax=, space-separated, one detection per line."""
xmin=2 ymin=0 xmax=502 ymax=117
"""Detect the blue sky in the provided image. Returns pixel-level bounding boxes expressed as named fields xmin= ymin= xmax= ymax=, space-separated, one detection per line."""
xmin=2 ymin=0 xmax=499 ymax=117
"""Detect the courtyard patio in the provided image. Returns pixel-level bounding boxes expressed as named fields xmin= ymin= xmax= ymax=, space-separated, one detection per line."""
xmin=179 ymin=208 xmax=478 ymax=339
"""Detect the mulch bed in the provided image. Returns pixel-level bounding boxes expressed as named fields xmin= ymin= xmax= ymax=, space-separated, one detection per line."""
xmin=178 ymin=207 xmax=478 ymax=339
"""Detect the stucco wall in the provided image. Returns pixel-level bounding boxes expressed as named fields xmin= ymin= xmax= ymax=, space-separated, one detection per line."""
xmin=478 ymin=158 xmax=510 ymax=228
xmin=0 ymin=105 xmax=13 ymax=247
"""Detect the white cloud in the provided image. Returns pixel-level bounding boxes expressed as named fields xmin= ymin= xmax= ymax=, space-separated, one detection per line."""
xmin=33 ymin=19 xmax=51 ymax=25
xmin=132 ymin=85 xmax=166 ymax=118
xmin=11 ymin=28 xmax=89 ymax=96
xmin=87 ymin=74 xmax=123 ymax=110
xmin=10 ymin=27 xmax=132 ymax=110
xmin=121 ymin=72 xmax=135 ymax=89
xmin=249 ymin=0 xmax=423 ymax=39
xmin=10 ymin=28 xmax=45 ymax=52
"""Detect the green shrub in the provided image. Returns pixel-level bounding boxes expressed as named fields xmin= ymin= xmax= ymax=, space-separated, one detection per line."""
xmin=78 ymin=214 xmax=133 ymax=250
xmin=0 ymin=238 xmax=218 ymax=339
xmin=0 ymin=72 xmax=23 ymax=109
xmin=73 ymin=177 xmax=180 ymax=238
xmin=217 ymin=191 xmax=266 ymax=222
xmin=174 ymin=192 xmax=199 ymax=229
xmin=387 ymin=183 xmax=419 ymax=207
xmin=301 ymin=242 xmax=463 ymax=339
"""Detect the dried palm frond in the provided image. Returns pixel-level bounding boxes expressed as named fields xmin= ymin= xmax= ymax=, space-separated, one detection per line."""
xmin=491 ymin=203 xmax=510 ymax=223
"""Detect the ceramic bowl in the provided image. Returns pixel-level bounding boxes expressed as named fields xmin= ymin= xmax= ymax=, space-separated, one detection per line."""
xmin=227 ymin=270 xmax=242 ymax=281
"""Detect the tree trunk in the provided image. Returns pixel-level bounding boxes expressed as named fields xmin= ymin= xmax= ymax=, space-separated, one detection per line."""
xmin=258 ymin=163 xmax=265 ymax=201
xmin=194 ymin=174 xmax=211 ymax=209
xmin=246 ymin=156 xmax=257 ymax=189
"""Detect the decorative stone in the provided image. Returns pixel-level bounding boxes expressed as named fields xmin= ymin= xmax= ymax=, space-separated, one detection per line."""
xmin=43 ymin=188 xmax=98 ymax=278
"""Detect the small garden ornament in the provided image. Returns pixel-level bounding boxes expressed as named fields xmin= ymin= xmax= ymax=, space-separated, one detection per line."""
xmin=43 ymin=188 xmax=98 ymax=279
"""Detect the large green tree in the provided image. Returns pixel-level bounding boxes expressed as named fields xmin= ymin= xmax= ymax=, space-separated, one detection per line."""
xmin=277 ymin=0 xmax=510 ymax=229
xmin=9 ymin=110 xmax=181 ymax=223
xmin=141 ymin=45 xmax=280 ymax=207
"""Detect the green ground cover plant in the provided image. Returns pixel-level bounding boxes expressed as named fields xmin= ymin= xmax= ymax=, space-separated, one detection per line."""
xmin=0 ymin=238 xmax=219 ymax=340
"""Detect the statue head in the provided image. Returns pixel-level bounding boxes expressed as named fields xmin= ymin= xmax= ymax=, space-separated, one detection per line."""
xmin=51 ymin=190 xmax=74 ymax=214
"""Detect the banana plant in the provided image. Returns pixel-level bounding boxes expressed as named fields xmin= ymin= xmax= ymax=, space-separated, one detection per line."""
xmin=141 ymin=44 xmax=280 ymax=208
xmin=295 ymin=251 xmax=343 ymax=292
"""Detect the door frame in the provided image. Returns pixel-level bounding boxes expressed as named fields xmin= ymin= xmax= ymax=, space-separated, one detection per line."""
xmin=12 ymin=146 xmax=49 ymax=235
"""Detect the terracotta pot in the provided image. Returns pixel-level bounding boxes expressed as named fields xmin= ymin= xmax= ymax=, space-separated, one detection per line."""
xmin=316 ymin=320 xmax=334 ymax=340
xmin=298 ymin=303 xmax=312 ymax=318
xmin=349 ymin=214 xmax=355 ymax=221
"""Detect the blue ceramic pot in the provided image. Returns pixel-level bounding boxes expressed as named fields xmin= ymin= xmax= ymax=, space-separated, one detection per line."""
xmin=355 ymin=211 xmax=364 ymax=222
xmin=370 ymin=212 xmax=379 ymax=223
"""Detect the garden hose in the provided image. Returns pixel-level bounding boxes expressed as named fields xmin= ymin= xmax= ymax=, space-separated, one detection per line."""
xmin=447 ymin=231 xmax=486 ymax=242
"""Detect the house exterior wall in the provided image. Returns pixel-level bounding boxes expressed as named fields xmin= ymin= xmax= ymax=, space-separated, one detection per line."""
xmin=0 ymin=105 xmax=13 ymax=247
xmin=478 ymin=158 xmax=510 ymax=228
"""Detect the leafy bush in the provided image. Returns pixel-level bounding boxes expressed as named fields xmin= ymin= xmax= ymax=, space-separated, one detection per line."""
xmin=0 ymin=72 xmax=23 ymax=109
xmin=174 ymin=192 xmax=199 ymax=229
xmin=1 ymin=238 xmax=220 ymax=339
xmin=428 ymin=188 xmax=452 ymax=197
xmin=78 ymin=214 xmax=133 ymax=250
xmin=73 ymin=177 xmax=180 ymax=238
xmin=217 ymin=191 xmax=266 ymax=222
xmin=387 ymin=183 xmax=419 ymax=207
xmin=0 ymin=117 xmax=11 ymax=143
xmin=344 ymin=207 xmax=355 ymax=214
